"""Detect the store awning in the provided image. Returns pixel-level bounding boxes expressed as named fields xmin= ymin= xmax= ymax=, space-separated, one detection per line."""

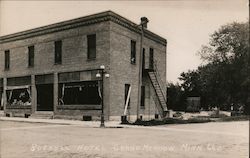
xmin=6 ymin=85 xmax=30 ymax=90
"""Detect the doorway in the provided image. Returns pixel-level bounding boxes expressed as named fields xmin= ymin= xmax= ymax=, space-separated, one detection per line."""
xmin=142 ymin=48 xmax=145 ymax=70
xmin=36 ymin=84 xmax=53 ymax=111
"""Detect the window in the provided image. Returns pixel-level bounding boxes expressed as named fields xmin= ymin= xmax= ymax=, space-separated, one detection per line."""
xmin=149 ymin=48 xmax=154 ymax=69
xmin=131 ymin=40 xmax=136 ymax=64
xmin=28 ymin=46 xmax=34 ymax=67
xmin=4 ymin=50 xmax=10 ymax=70
xmin=58 ymin=81 xmax=101 ymax=105
xmin=125 ymin=84 xmax=131 ymax=107
xmin=140 ymin=86 xmax=145 ymax=108
xmin=6 ymin=88 xmax=31 ymax=106
xmin=54 ymin=40 xmax=62 ymax=64
xmin=87 ymin=34 xmax=96 ymax=59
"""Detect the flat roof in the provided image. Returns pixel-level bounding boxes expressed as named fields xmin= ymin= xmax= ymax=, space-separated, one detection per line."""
xmin=0 ymin=11 xmax=167 ymax=45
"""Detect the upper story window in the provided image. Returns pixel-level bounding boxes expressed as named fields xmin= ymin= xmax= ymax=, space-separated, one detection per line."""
xmin=131 ymin=40 xmax=136 ymax=64
xmin=28 ymin=46 xmax=34 ymax=67
xmin=4 ymin=50 xmax=10 ymax=70
xmin=87 ymin=34 xmax=96 ymax=59
xmin=54 ymin=40 xmax=62 ymax=64
xmin=149 ymin=47 xmax=154 ymax=69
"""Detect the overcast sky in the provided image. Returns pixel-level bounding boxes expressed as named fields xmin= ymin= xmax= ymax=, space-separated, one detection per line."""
xmin=0 ymin=0 xmax=248 ymax=83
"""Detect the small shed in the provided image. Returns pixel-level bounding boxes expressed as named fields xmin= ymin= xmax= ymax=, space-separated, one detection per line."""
xmin=186 ymin=97 xmax=200 ymax=112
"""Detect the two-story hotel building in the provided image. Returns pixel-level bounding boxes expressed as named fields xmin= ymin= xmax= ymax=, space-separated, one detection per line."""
xmin=0 ymin=11 xmax=167 ymax=121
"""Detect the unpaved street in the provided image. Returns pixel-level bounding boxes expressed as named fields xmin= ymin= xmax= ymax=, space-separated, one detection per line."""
xmin=0 ymin=121 xmax=249 ymax=158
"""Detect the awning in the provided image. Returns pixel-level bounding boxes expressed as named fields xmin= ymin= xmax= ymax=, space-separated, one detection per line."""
xmin=6 ymin=85 xmax=30 ymax=90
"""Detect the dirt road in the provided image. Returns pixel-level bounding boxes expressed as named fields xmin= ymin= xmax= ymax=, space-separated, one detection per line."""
xmin=0 ymin=121 xmax=248 ymax=158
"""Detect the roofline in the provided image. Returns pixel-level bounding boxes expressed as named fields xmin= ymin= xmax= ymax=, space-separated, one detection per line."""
xmin=0 ymin=10 xmax=167 ymax=45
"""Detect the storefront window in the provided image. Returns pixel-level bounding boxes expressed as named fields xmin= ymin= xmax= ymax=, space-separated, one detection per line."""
xmin=7 ymin=88 xmax=31 ymax=106
xmin=59 ymin=81 xmax=101 ymax=105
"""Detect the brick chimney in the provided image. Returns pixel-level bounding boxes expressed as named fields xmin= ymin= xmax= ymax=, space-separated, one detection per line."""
xmin=140 ymin=17 xmax=149 ymax=28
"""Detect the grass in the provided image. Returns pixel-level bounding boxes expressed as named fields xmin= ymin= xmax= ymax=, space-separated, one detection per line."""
xmin=121 ymin=115 xmax=249 ymax=126
xmin=218 ymin=115 xmax=249 ymax=122
xmin=122 ymin=117 xmax=213 ymax=126
xmin=209 ymin=113 xmax=229 ymax=118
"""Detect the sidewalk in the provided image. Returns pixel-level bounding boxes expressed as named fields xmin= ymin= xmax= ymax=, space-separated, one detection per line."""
xmin=0 ymin=116 xmax=124 ymax=128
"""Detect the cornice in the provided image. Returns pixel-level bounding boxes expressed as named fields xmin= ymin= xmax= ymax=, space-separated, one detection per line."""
xmin=0 ymin=11 xmax=167 ymax=46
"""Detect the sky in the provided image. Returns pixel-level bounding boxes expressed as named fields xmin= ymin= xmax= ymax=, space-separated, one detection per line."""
xmin=0 ymin=0 xmax=248 ymax=83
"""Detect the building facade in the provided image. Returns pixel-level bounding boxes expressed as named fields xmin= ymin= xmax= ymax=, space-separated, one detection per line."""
xmin=0 ymin=11 xmax=167 ymax=121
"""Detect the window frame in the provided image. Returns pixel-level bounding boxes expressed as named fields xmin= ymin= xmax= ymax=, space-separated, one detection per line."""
xmin=87 ymin=34 xmax=96 ymax=60
xmin=149 ymin=47 xmax=154 ymax=69
xmin=4 ymin=50 xmax=10 ymax=70
xmin=131 ymin=40 xmax=136 ymax=64
xmin=28 ymin=46 xmax=34 ymax=67
xmin=140 ymin=85 xmax=145 ymax=108
xmin=54 ymin=40 xmax=62 ymax=64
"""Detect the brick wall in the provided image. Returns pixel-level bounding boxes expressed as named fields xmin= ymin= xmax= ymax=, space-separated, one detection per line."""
xmin=0 ymin=21 xmax=112 ymax=120
xmin=109 ymin=22 xmax=166 ymax=121
xmin=0 ymin=18 xmax=166 ymax=121
xmin=0 ymin=22 xmax=111 ymax=78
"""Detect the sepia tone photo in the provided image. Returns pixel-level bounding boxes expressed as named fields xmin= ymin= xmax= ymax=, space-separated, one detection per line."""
xmin=0 ymin=0 xmax=249 ymax=158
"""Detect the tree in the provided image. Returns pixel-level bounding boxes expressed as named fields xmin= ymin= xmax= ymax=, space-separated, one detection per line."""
xmin=198 ymin=21 xmax=249 ymax=107
xmin=178 ymin=21 xmax=249 ymax=112
xmin=179 ymin=70 xmax=202 ymax=96
xmin=167 ymin=83 xmax=186 ymax=111
xmin=198 ymin=22 xmax=249 ymax=64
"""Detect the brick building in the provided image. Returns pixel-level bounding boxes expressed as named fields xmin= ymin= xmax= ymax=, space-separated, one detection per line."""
xmin=0 ymin=11 xmax=167 ymax=121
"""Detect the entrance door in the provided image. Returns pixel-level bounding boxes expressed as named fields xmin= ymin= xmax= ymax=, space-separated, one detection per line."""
xmin=142 ymin=48 xmax=145 ymax=70
xmin=37 ymin=84 xmax=53 ymax=111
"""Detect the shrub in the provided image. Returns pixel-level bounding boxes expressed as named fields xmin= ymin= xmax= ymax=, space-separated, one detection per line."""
xmin=209 ymin=113 xmax=228 ymax=118
xmin=129 ymin=117 xmax=212 ymax=126
xmin=219 ymin=115 xmax=249 ymax=122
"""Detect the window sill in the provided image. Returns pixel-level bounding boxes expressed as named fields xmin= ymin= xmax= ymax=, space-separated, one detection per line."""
xmin=87 ymin=58 xmax=96 ymax=61
xmin=6 ymin=105 xmax=32 ymax=109
xmin=57 ymin=104 xmax=101 ymax=110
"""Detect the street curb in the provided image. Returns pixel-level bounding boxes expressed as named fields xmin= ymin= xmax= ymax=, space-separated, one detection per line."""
xmin=0 ymin=116 xmax=125 ymax=128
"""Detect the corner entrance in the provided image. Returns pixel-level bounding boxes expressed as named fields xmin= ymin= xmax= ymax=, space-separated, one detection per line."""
xmin=37 ymin=84 xmax=53 ymax=111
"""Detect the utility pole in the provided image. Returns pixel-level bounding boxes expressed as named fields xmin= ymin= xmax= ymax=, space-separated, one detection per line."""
xmin=137 ymin=17 xmax=149 ymax=120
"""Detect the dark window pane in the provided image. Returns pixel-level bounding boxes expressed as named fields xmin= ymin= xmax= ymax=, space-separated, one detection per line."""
xmin=5 ymin=50 xmax=10 ymax=70
xmin=7 ymin=76 xmax=31 ymax=86
xmin=141 ymin=86 xmax=145 ymax=107
xmin=87 ymin=34 xmax=96 ymax=59
xmin=7 ymin=88 xmax=31 ymax=105
xmin=59 ymin=81 xmax=101 ymax=105
xmin=55 ymin=40 xmax=62 ymax=64
xmin=131 ymin=40 xmax=136 ymax=64
xmin=149 ymin=48 xmax=154 ymax=69
xmin=28 ymin=46 xmax=34 ymax=67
